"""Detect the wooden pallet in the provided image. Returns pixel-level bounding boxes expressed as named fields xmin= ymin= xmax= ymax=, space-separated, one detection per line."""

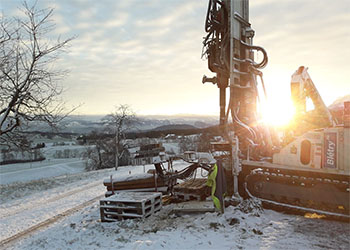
xmin=174 ymin=192 xmax=205 ymax=201
xmin=100 ymin=192 xmax=162 ymax=222
xmin=173 ymin=179 xmax=210 ymax=201
xmin=103 ymin=174 xmax=166 ymax=192
xmin=105 ymin=187 xmax=168 ymax=197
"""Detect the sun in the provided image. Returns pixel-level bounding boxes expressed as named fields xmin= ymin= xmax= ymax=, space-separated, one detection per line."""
xmin=259 ymin=98 xmax=295 ymax=128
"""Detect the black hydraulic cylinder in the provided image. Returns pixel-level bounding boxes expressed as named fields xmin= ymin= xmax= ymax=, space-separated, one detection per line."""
xmin=219 ymin=87 xmax=226 ymax=125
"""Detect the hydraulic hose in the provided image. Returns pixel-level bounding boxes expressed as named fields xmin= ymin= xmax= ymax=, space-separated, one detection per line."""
xmin=241 ymin=41 xmax=268 ymax=69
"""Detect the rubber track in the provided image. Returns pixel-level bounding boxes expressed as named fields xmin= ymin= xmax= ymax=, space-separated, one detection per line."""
xmin=0 ymin=194 xmax=104 ymax=248
xmin=1 ymin=181 xmax=102 ymax=219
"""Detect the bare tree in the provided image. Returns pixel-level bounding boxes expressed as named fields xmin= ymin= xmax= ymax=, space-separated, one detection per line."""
xmin=84 ymin=131 xmax=108 ymax=171
xmin=179 ymin=136 xmax=197 ymax=153
xmin=0 ymin=2 xmax=75 ymax=148
xmin=102 ymin=105 xmax=138 ymax=169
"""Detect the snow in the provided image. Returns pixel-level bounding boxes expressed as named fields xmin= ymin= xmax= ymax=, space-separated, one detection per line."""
xmin=0 ymin=159 xmax=86 ymax=185
xmin=162 ymin=142 xmax=180 ymax=154
xmin=0 ymin=140 xmax=95 ymax=185
xmin=1 ymin=161 xmax=349 ymax=250
xmin=102 ymin=191 xmax=160 ymax=203
xmin=6 ymin=201 xmax=350 ymax=250
xmin=103 ymin=172 xmax=154 ymax=184
xmin=103 ymin=160 xmax=191 ymax=184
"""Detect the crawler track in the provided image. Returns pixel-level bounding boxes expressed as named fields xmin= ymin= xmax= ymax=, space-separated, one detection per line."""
xmin=0 ymin=195 xmax=103 ymax=248
xmin=244 ymin=168 xmax=350 ymax=222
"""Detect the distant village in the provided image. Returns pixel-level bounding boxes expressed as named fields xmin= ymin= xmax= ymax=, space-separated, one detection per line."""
xmin=0 ymin=131 xmax=219 ymax=168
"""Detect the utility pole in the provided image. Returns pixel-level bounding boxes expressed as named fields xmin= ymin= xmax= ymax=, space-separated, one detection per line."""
xmin=115 ymin=128 xmax=119 ymax=170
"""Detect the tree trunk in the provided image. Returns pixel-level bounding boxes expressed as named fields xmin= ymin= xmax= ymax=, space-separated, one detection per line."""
xmin=97 ymin=148 xmax=102 ymax=169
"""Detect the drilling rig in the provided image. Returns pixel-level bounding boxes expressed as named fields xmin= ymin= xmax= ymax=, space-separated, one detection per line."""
xmin=201 ymin=0 xmax=350 ymax=220
xmin=153 ymin=0 xmax=349 ymax=220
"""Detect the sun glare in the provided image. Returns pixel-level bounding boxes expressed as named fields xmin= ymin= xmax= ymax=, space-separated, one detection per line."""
xmin=259 ymin=98 xmax=295 ymax=127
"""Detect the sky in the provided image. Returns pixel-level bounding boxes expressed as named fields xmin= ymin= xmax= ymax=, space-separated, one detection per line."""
xmin=1 ymin=0 xmax=349 ymax=116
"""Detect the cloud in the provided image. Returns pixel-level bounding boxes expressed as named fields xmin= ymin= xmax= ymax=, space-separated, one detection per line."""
xmin=44 ymin=1 xmax=61 ymax=11
xmin=10 ymin=7 xmax=26 ymax=18
xmin=138 ymin=27 xmax=171 ymax=38
xmin=104 ymin=12 xmax=128 ymax=28
xmin=249 ymin=0 xmax=350 ymax=105
xmin=78 ymin=8 xmax=96 ymax=19
xmin=135 ymin=1 xmax=201 ymax=28
xmin=48 ymin=11 xmax=72 ymax=35
xmin=75 ymin=21 xmax=90 ymax=29
xmin=3 ymin=0 xmax=347 ymax=115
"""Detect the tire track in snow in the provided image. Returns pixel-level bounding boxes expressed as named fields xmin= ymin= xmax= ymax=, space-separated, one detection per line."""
xmin=1 ymin=180 xmax=102 ymax=219
xmin=0 ymin=194 xmax=104 ymax=248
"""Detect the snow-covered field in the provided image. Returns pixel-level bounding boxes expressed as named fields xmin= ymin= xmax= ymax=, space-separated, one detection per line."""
xmin=1 ymin=160 xmax=349 ymax=250
xmin=0 ymin=141 xmax=93 ymax=185
xmin=162 ymin=142 xmax=180 ymax=155
xmin=0 ymin=158 xmax=86 ymax=185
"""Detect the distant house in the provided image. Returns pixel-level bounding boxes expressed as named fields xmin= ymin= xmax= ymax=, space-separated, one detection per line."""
xmin=119 ymin=145 xmax=139 ymax=166
xmin=76 ymin=135 xmax=86 ymax=145
xmin=130 ymin=143 xmax=167 ymax=166
xmin=165 ymin=134 xmax=176 ymax=140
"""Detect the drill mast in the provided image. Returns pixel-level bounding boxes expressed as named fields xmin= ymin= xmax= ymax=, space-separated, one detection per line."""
xmin=202 ymin=0 xmax=269 ymax=156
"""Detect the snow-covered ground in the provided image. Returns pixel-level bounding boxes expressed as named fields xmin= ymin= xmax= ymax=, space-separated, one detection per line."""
xmin=10 ymin=202 xmax=350 ymax=250
xmin=1 ymin=161 xmax=349 ymax=250
xmin=162 ymin=142 xmax=180 ymax=155
xmin=0 ymin=141 xmax=93 ymax=185
xmin=0 ymin=158 xmax=86 ymax=185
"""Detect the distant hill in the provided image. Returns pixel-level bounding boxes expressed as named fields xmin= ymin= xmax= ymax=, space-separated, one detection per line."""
xmin=26 ymin=114 xmax=218 ymax=134
xmin=151 ymin=124 xmax=197 ymax=131
xmin=328 ymin=95 xmax=350 ymax=124
xmin=329 ymin=95 xmax=350 ymax=110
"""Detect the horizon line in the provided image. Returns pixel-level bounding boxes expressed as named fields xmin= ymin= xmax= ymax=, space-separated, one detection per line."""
xmin=69 ymin=113 xmax=219 ymax=117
